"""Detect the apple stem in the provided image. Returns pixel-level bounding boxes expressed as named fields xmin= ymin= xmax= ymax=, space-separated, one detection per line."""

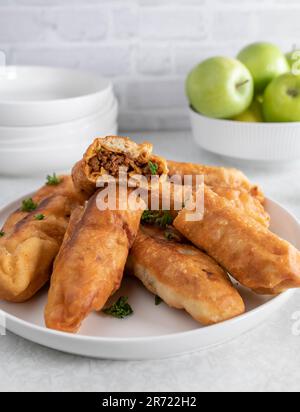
xmin=236 ymin=79 xmax=250 ymax=89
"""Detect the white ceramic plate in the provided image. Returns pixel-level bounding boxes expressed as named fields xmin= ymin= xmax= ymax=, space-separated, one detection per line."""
xmin=0 ymin=196 xmax=298 ymax=360
xmin=190 ymin=108 xmax=300 ymax=162
xmin=0 ymin=66 xmax=113 ymax=127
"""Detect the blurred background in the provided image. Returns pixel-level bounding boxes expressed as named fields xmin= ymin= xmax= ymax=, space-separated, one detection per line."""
xmin=0 ymin=0 xmax=298 ymax=131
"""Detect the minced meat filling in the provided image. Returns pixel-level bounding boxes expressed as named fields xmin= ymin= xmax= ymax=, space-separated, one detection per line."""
xmin=89 ymin=150 xmax=151 ymax=178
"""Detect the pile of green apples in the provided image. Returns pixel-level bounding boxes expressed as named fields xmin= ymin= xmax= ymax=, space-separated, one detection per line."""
xmin=186 ymin=42 xmax=300 ymax=123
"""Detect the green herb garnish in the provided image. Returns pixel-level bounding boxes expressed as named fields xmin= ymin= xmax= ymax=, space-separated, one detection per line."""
xmin=34 ymin=214 xmax=45 ymax=221
xmin=21 ymin=198 xmax=38 ymax=213
xmin=0 ymin=231 xmax=5 ymax=238
xmin=103 ymin=297 xmax=133 ymax=319
xmin=141 ymin=211 xmax=174 ymax=229
xmin=46 ymin=173 xmax=61 ymax=186
xmin=155 ymin=295 xmax=163 ymax=306
xmin=148 ymin=161 xmax=159 ymax=176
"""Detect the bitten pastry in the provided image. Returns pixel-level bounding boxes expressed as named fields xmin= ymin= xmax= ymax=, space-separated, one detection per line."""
xmin=45 ymin=190 xmax=144 ymax=333
xmin=167 ymin=160 xmax=264 ymax=202
xmin=127 ymin=225 xmax=245 ymax=325
xmin=2 ymin=175 xmax=85 ymax=233
xmin=72 ymin=136 xmax=169 ymax=197
xmin=174 ymin=185 xmax=300 ymax=295
xmin=0 ymin=194 xmax=79 ymax=302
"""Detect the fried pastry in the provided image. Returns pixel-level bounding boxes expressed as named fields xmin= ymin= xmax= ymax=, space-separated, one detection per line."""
xmin=45 ymin=189 xmax=144 ymax=333
xmin=174 ymin=185 xmax=300 ymax=295
xmin=168 ymin=160 xmax=264 ymax=202
xmin=213 ymin=186 xmax=270 ymax=227
xmin=2 ymin=175 xmax=85 ymax=233
xmin=72 ymin=136 xmax=168 ymax=197
xmin=0 ymin=194 xmax=78 ymax=302
xmin=127 ymin=225 xmax=245 ymax=325
xmin=147 ymin=181 xmax=269 ymax=227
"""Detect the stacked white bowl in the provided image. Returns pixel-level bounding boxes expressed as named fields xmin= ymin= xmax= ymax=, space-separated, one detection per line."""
xmin=0 ymin=66 xmax=118 ymax=176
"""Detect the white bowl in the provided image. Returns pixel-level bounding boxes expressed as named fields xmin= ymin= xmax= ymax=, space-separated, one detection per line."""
xmin=0 ymin=124 xmax=118 ymax=176
xmin=0 ymin=66 xmax=114 ymax=127
xmin=190 ymin=108 xmax=300 ymax=162
xmin=0 ymin=98 xmax=118 ymax=148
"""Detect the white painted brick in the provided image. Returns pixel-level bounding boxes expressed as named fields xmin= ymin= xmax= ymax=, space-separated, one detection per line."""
xmin=257 ymin=10 xmax=300 ymax=39
xmin=0 ymin=1 xmax=16 ymax=5
xmin=140 ymin=8 xmax=207 ymax=40
xmin=113 ymin=5 xmax=138 ymax=38
xmin=126 ymin=79 xmax=187 ymax=110
xmin=45 ymin=8 xmax=108 ymax=42
xmin=11 ymin=45 xmax=132 ymax=77
xmin=15 ymin=0 xmax=123 ymax=5
xmin=137 ymin=44 xmax=171 ymax=75
xmin=139 ymin=0 xmax=205 ymax=6
xmin=1 ymin=0 xmax=300 ymax=131
xmin=212 ymin=11 xmax=257 ymax=42
xmin=0 ymin=9 xmax=45 ymax=43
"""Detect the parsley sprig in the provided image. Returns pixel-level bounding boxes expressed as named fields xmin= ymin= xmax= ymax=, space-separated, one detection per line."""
xmin=34 ymin=214 xmax=45 ymax=221
xmin=148 ymin=161 xmax=159 ymax=176
xmin=103 ymin=297 xmax=133 ymax=319
xmin=46 ymin=173 xmax=61 ymax=186
xmin=21 ymin=198 xmax=38 ymax=213
xmin=141 ymin=210 xmax=174 ymax=229
xmin=0 ymin=231 xmax=5 ymax=238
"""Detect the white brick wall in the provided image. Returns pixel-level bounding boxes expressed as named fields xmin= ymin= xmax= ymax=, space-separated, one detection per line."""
xmin=0 ymin=0 xmax=299 ymax=131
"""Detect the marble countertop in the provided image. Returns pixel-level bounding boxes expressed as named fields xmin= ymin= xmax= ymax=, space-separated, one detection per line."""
xmin=0 ymin=131 xmax=300 ymax=392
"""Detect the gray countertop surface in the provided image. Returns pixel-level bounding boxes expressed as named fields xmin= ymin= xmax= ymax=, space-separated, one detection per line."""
xmin=0 ymin=131 xmax=300 ymax=392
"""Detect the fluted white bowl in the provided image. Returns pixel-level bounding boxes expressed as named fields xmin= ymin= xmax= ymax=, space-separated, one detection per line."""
xmin=190 ymin=108 xmax=300 ymax=162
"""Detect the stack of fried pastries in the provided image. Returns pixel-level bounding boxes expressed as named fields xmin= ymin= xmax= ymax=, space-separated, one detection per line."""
xmin=0 ymin=136 xmax=299 ymax=333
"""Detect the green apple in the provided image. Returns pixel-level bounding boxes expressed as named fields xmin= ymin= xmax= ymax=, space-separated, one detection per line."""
xmin=263 ymin=73 xmax=300 ymax=122
xmin=238 ymin=42 xmax=289 ymax=93
xmin=186 ymin=57 xmax=254 ymax=119
xmin=233 ymin=98 xmax=264 ymax=122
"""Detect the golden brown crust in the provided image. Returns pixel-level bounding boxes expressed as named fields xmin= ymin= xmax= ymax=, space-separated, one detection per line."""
xmin=72 ymin=136 xmax=168 ymax=197
xmin=45 ymin=190 xmax=143 ymax=333
xmin=0 ymin=195 xmax=77 ymax=302
xmin=212 ymin=186 xmax=270 ymax=227
xmin=71 ymin=161 xmax=97 ymax=198
xmin=127 ymin=225 xmax=245 ymax=325
xmin=174 ymin=186 xmax=300 ymax=295
xmin=2 ymin=176 xmax=86 ymax=233
xmin=147 ymin=181 xmax=269 ymax=227
xmin=167 ymin=160 xmax=264 ymax=203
